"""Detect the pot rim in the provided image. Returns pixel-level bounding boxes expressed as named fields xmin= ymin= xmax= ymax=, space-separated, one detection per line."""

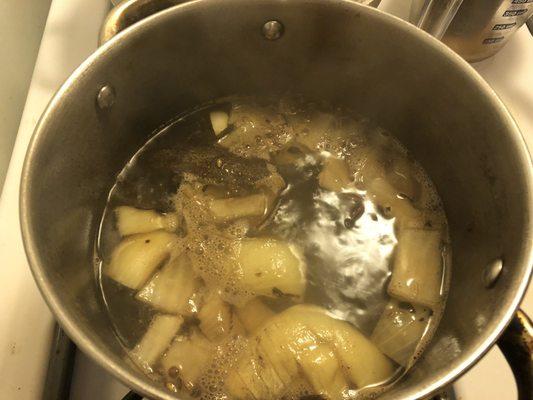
xmin=19 ymin=1 xmax=533 ymax=399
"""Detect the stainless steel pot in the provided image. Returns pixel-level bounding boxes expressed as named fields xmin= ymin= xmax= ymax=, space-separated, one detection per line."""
xmin=20 ymin=1 xmax=532 ymax=399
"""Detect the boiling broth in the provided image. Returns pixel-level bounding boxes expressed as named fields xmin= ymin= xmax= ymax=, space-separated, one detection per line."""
xmin=97 ymin=97 xmax=450 ymax=399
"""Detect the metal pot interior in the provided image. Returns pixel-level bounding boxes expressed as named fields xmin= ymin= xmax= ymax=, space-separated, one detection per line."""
xmin=20 ymin=0 xmax=532 ymax=399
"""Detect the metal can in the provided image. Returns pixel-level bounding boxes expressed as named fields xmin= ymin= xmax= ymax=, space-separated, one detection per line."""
xmin=442 ymin=0 xmax=533 ymax=62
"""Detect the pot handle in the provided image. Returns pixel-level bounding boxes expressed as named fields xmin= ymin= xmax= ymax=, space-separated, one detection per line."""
xmin=99 ymin=0 xmax=185 ymax=45
xmin=431 ymin=310 xmax=531 ymax=400
xmin=496 ymin=309 xmax=532 ymax=400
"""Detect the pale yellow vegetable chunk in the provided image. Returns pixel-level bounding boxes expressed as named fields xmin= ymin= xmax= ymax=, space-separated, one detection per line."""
xmin=387 ymin=158 xmax=420 ymax=202
xmin=293 ymin=112 xmax=336 ymax=151
xmin=371 ymin=299 xmax=431 ymax=367
xmin=388 ymin=228 xmax=443 ymax=308
xmin=232 ymin=347 xmax=285 ymax=399
xmin=366 ymin=178 xmax=422 ymax=224
xmin=280 ymin=378 xmax=314 ymax=400
xmin=365 ymin=177 xmax=445 ymax=229
xmin=255 ymin=322 xmax=299 ymax=386
xmin=353 ymin=145 xmax=386 ymax=186
xmin=250 ymin=349 xmax=286 ymax=396
xmin=254 ymin=167 xmax=287 ymax=217
xmin=209 ymin=194 xmax=267 ymax=222
xmin=298 ymin=343 xmax=349 ymax=399
xmin=225 ymin=305 xmax=395 ymax=399
xmin=255 ymin=166 xmax=286 ymax=197
xmin=235 ymin=298 xmax=275 ymax=333
xmin=219 ymin=103 xmax=293 ymax=160
xmin=318 ymin=157 xmax=353 ymax=191
xmin=160 ymin=328 xmax=214 ymax=387
xmin=237 ymin=238 xmax=306 ymax=300
xmin=135 ymin=254 xmax=197 ymax=314
xmin=184 ymin=282 xmax=206 ymax=316
xmin=224 ymin=366 xmax=256 ymax=400
xmin=226 ymin=318 xmax=306 ymax=398
xmin=115 ymin=206 xmax=179 ymax=236
xmin=185 ymin=234 xmax=304 ymax=307
xmin=210 ymin=110 xmax=229 ymax=136
xmin=354 ymin=147 xmax=420 ymax=202
xmin=199 ymin=293 xmax=245 ymax=342
xmin=130 ymin=314 xmax=183 ymax=370
xmin=106 ymin=231 xmax=177 ymax=289
xmin=280 ymin=305 xmax=395 ymax=389
xmin=232 ymin=358 xmax=265 ymax=399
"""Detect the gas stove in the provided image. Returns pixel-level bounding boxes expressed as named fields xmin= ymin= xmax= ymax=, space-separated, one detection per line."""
xmin=0 ymin=1 xmax=530 ymax=399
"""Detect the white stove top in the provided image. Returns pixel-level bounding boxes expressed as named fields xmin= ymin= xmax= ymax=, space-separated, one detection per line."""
xmin=0 ymin=1 xmax=530 ymax=399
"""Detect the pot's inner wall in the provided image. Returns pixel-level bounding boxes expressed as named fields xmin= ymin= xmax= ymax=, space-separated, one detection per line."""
xmin=25 ymin=1 xmax=531 ymax=398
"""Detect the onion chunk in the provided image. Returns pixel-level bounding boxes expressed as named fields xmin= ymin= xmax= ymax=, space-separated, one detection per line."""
xmin=115 ymin=206 xmax=179 ymax=236
xmin=388 ymin=228 xmax=443 ymax=308
xmin=135 ymin=254 xmax=199 ymax=314
xmin=130 ymin=314 xmax=183 ymax=370
xmin=106 ymin=230 xmax=177 ymax=289
xmin=371 ymin=300 xmax=431 ymax=366
xmin=210 ymin=110 xmax=229 ymax=136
